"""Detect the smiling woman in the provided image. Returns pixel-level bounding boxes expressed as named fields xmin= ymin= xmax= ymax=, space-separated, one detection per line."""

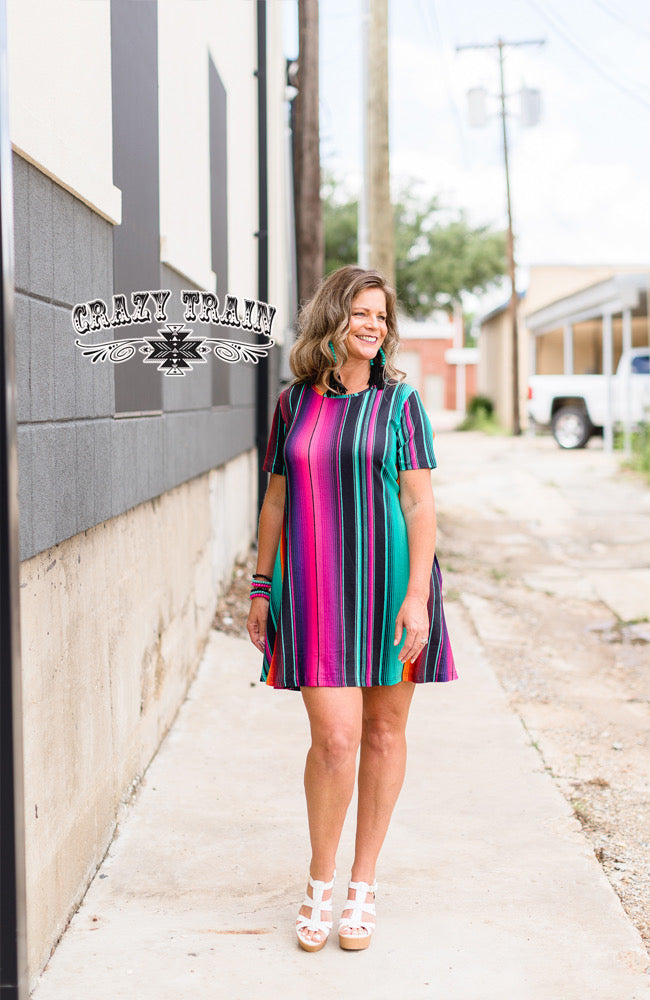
xmin=341 ymin=288 xmax=387 ymax=373
xmin=247 ymin=264 xmax=457 ymax=953
xmin=288 ymin=264 xmax=405 ymax=393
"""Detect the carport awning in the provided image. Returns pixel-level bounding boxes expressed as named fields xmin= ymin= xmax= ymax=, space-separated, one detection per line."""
xmin=526 ymin=272 xmax=649 ymax=334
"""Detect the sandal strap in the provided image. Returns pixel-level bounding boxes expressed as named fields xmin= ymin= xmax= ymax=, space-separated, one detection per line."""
xmin=299 ymin=893 xmax=333 ymax=917
xmin=339 ymin=879 xmax=377 ymax=930
xmin=347 ymin=879 xmax=377 ymax=894
xmin=308 ymin=872 xmax=336 ymax=897
xmin=296 ymin=915 xmax=333 ymax=933
xmin=297 ymin=871 xmax=335 ymax=931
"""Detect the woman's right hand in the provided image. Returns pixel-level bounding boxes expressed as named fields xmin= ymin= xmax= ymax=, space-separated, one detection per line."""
xmin=247 ymin=597 xmax=270 ymax=653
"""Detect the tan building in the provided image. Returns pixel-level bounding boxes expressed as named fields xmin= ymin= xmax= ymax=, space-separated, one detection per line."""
xmin=476 ymin=293 xmax=526 ymax=431
xmin=527 ymin=271 xmax=650 ymax=378
xmin=478 ymin=266 xmax=650 ymax=430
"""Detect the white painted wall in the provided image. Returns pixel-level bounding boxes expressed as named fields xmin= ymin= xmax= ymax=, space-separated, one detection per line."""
xmin=7 ymin=0 xmax=121 ymax=222
xmin=207 ymin=2 xmax=259 ymax=302
xmin=158 ymin=1 xmax=293 ymax=328
xmin=267 ymin=3 xmax=295 ymax=346
xmin=158 ymin=1 xmax=215 ymax=290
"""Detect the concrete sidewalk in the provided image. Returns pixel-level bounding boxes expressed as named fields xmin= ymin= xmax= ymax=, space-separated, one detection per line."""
xmin=31 ymin=604 xmax=650 ymax=999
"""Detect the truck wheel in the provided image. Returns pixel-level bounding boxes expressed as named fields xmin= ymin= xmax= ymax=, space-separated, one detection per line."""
xmin=551 ymin=406 xmax=591 ymax=449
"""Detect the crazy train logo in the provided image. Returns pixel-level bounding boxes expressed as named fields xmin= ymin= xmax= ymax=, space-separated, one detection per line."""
xmin=71 ymin=289 xmax=275 ymax=376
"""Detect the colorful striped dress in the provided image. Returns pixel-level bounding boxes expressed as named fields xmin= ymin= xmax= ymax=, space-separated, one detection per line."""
xmin=261 ymin=380 xmax=457 ymax=689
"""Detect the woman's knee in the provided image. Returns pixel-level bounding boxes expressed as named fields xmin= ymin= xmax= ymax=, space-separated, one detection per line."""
xmin=310 ymin=727 xmax=359 ymax=770
xmin=302 ymin=688 xmax=362 ymax=770
xmin=361 ymin=715 xmax=404 ymax=757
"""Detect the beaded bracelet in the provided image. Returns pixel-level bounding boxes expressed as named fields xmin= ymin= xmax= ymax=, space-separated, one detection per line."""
xmin=250 ymin=573 xmax=272 ymax=602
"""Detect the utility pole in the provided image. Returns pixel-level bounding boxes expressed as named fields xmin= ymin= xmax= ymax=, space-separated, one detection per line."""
xmin=292 ymin=0 xmax=323 ymax=303
xmin=457 ymin=37 xmax=544 ymax=435
xmin=360 ymin=0 xmax=394 ymax=285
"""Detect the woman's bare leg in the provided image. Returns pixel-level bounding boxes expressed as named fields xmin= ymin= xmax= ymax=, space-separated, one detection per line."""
xmin=298 ymin=686 xmax=363 ymax=944
xmin=340 ymin=681 xmax=415 ymax=936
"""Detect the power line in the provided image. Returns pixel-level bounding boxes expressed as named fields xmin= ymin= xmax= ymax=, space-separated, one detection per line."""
xmin=589 ymin=0 xmax=650 ymax=44
xmin=415 ymin=0 xmax=470 ymax=167
xmin=524 ymin=0 xmax=650 ymax=111
xmin=540 ymin=0 xmax=650 ymax=91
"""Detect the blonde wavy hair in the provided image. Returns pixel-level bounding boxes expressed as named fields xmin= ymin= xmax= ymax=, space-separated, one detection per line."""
xmin=290 ymin=265 xmax=406 ymax=387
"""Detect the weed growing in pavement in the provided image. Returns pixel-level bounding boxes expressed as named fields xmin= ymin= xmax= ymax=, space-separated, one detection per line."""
xmin=572 ymin=798 xmax=598 ymax=830
xmin=616 ymin=422 xmax=650 ymax=483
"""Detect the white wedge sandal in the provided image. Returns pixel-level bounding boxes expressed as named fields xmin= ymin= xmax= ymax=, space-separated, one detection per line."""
xmin=338 ymin=879 xmax=377 ymax=951
xmin=295 ymin=872 xmax=336 ymax=952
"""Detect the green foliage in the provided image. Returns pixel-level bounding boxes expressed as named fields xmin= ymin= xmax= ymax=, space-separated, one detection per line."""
xmin=618 ymin=423 xmax=650 ymax=482
xmin=322 ymin=174 xmax=358 ymax=276
xmin=394 ymin=190 xmax=507 ymax=317
xmin=467 ymin=394 xmax=494 ymax=418
xmin=321 ymin=175 xmax=507 ymax=319
xmin=458 ymin=395 xmax=503 ymax=434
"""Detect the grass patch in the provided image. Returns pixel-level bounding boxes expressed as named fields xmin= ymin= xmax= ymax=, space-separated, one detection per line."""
xmin=571 ymin=798 xmax=597 ymax=829
xmin=458 ymin=395 xmax=505 ymax=435
xmin=616 ymin=422 xmax=650 ymax=482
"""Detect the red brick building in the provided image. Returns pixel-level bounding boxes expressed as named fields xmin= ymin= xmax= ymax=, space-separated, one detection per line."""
xmin=396 ymin=311 xmax=478 ymax=412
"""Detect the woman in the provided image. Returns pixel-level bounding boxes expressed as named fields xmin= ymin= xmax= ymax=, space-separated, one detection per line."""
xmin=247 ymin=265 xmax=457 ymax=953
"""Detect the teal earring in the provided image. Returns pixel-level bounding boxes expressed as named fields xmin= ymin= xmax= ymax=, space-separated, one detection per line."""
xmin=328 ymin=340 xmax=337 ymax=364
xmin=379 ymin=347 xmax=386 ymax=365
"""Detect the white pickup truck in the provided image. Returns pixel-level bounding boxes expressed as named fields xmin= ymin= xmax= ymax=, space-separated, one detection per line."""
xmin=527 ymin=347 xmax=650 ymax=448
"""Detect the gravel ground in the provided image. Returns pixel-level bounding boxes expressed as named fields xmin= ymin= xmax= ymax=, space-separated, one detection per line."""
xmin=212 ymin=432 xmax=650 ymax=952
xmin=439 ymin=514 xmax=650 ymax=952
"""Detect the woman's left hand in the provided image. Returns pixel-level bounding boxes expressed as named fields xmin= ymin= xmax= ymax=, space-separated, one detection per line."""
xmin=394 ymin=595 xmax=429 ymax=663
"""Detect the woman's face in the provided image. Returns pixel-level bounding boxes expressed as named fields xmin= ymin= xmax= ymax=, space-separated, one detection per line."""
xmin=344 ymin=287 xmax=388 ymax=364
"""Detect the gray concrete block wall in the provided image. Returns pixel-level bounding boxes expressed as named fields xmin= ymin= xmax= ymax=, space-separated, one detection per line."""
xmin=28 ymin=165 xmax=53 ymax=300
xmin=14 ymin=153 xmax=257 ymax=563
xmin=52 ymin=185 xmax=75 ymax=306
xmin=160 ymin=264 xmax=213 ymax=414
xmin=30 ymin=424 xmax=56 ymax=555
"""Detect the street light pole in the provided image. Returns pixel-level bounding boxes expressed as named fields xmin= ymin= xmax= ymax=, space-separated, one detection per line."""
xmin=457 ymin=37 xmax=544 ymax=435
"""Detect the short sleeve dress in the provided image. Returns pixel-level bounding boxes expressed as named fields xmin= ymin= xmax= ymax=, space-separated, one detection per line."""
xmin=261 ymin=380 xmax=457 ymax=690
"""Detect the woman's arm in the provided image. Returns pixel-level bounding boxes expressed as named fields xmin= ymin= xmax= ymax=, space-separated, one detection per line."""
xmin=394 ymin=468 xmax=436 ymax=664
xmin=247 ymin=473 xmax=286 ymax=652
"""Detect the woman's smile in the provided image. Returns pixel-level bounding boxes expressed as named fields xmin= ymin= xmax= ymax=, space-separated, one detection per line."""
xmin=345 ymin=287 xmax=387 ymax=362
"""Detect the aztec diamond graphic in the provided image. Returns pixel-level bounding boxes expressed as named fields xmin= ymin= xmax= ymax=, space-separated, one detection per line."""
xmin=74 ymin=324 xmax=274 ymax=376
xmin=143 ymin=324 xmax=206 ymax=374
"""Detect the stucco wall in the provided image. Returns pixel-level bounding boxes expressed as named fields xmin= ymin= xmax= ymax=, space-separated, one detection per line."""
xmin=20 ymin=448 xmax=256 ymax=984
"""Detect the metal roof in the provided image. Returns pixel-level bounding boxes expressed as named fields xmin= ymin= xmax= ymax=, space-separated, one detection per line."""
xmin=526 ymin=272 xmax=650 ymax=334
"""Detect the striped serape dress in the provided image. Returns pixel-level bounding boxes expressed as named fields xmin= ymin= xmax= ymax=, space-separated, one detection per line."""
xmin=261 ymin=380 xmax=457 ymax=690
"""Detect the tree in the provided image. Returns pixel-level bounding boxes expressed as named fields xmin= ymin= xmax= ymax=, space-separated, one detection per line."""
xmin=394 ymin=192 xmax=506 ymax=317
xmin=322 ymin=178 xmax=507 ymax=318
xmin=322 ymin=174 xmax=358 ymax=276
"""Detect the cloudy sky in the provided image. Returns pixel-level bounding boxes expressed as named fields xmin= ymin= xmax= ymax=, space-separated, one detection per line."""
xmin=285 ymin=0 xmax=650 ymax=309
